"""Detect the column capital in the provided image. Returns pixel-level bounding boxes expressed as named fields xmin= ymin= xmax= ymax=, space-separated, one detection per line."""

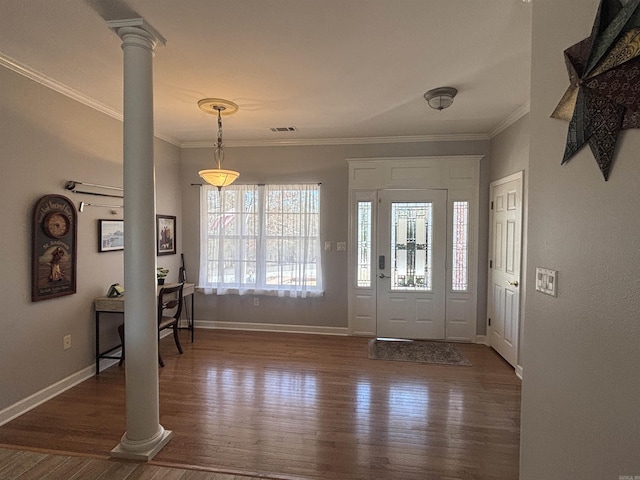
xmin=108 ymin=18 xmax=166 ymax=48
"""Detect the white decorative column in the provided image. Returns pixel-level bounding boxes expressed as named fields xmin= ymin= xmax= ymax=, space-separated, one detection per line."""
xmin=108 ymin=18 xmax=169 ymax=461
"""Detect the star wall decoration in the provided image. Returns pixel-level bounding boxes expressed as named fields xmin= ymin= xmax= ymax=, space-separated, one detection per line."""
xmin=552 ymin=0 xmax=640 ymax=180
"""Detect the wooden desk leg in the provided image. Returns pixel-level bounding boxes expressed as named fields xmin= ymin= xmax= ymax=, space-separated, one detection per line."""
xmin=181 ymin=293 xmax=195 ymax=343
xmin=191 ymin=292 xmax=195 ymax=343
xmin=95 ymin=311 xmax=100 ymax=375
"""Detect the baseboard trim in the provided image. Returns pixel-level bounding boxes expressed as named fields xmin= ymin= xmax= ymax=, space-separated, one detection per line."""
xmin=350 ymin=330 xmax=376 ymax=337
xmin=0 ymin=351 xmax=122 ymax=427
xmin=0 ymin=378 xmax=95 ymax=427
xmin=195 ymin=320 xmax=349 ymax=336
xmin=475 ymin=335 xmax=489 ymax=345
xmin=515 ymin=365 xmax=523 ymax=380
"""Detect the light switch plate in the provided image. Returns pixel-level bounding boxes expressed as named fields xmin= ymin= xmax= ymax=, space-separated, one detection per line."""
xmin=324 ymin=241 xmax=332 ymax=251
xmin=536 ymin=267 xmax=557 ymax=297
xmin=337 ymin=242 xmax=346 ymax=251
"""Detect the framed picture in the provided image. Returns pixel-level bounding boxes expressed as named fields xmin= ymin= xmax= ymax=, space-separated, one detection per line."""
xmin=32 ymin=195 xmax=77 ymax=301
xmin=156 ymin=214 xmax=177 ymax=255
xmin=98 ymin=219 xmax=124 ymax=252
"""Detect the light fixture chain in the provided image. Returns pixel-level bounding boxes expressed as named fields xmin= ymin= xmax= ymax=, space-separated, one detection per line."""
xmin=215 ymin=108 xmax=224 ymax=168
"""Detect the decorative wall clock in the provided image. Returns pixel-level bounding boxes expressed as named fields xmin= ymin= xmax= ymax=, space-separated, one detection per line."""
xmin=552 ymin=0 xmax=640 ymax=181
xmin=32 ymin=194 xmax=77 ymax=301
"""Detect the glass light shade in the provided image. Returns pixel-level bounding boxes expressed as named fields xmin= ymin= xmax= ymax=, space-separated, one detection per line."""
xmin=428 ymin=95 xmax=454 ymax=110
xmin=423 ymin=87 xmax=458 ymax=111
xmin=198 ymin=168 xmax=240 ymax=188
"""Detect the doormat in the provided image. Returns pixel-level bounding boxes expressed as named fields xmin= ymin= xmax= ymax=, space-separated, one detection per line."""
xmin=368 ymin=339 xmax=472 ymax=366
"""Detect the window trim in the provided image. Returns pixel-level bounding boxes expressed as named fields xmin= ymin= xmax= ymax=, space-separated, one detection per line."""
xmin=198 ymin=183 xmax=323 ymax=298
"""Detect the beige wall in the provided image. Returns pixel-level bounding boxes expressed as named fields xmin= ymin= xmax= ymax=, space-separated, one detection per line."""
xmin=521 ymin=1 xmax=640 ymax=478
xmin=0 ymin=67 xmax=182 ymax=412
xmin=180 ymin=142 xmax=491 ymax=331
xmin=490 ymin=114 xmax=530 ymax=182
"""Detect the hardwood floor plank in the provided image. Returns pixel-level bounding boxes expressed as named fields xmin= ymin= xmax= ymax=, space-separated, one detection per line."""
xmin=0 ymin=330 xmax=521 ymax=480
xmin=68 ymin=458 xmax=125 ymax=480
xmin=121 ymin=464 xmax=182 ymax=480
xmin=13 ymin=454 xmax=69 ymax=479
xmin=0 ymin=449 xmax=47 ymax=480
xmin=18 ymin=454 xmax=94 ymax=480
xmin=0 ymin=447 xmax=282 ymax=480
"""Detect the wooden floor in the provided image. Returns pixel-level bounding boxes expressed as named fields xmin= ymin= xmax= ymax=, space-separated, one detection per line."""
xmin=0 ymin=330 xmax=521 ymax=480
xmin=0 ymin=446 xmax=273 ymax=479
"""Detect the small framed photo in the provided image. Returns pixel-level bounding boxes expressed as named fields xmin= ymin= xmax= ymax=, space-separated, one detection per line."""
xmin=98 ymin=220 xmax=124 ymax=252
xmin=156 ymin=214 xmax=177 ymax=256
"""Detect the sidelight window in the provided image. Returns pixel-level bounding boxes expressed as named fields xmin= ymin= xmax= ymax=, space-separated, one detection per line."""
xmin=356 ymin=201 xmax=372 ymax=287
xmin=452 ymin=201 xmax=469 ymax=291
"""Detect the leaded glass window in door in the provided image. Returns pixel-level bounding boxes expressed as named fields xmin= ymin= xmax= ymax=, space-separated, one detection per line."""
xmin=390 ymin=202 xmax=432 ymax=290
xmin=356 ymin=201 xmax=372 ymax=287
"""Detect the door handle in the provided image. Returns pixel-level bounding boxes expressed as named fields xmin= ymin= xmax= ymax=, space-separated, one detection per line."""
xmin=506 ymin=280 xmax=519 ymax=287
xmin=378 ymin=273 xmax=390 ymax=279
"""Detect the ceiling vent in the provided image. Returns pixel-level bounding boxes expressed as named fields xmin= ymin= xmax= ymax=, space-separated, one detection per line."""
xmin=270 ymin=127 xmax=297 ymax=132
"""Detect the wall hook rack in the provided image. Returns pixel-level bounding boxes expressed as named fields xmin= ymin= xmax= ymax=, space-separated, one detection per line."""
xmin=65 ymin=180 xmax=123 ymax=199
xmin=78 ymin=201 xmax=123 ymax=212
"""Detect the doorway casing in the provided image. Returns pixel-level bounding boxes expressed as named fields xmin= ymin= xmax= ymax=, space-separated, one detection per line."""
xmin=487 ymin=171 xmax=524 ymax=370
xmin=347 ymin=156 xmax=482 ymax=341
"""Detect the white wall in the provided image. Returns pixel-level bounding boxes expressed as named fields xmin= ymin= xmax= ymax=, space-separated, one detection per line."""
xmin=0 ymin=66 xmax=182 ymax=412
xmin=521 ymin=2 xmax=640 ymax=478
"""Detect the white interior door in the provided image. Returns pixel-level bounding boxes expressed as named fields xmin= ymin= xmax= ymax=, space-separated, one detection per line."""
xmin=488 ymin=173 xmax=523 ymax=367
xmin=376 ymin=189 xmax=447 ymax=339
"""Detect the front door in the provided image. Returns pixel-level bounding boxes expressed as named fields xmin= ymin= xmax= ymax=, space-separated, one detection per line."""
xmin=488 ymin=173 xmax=523 ymax=367
xmin=376 ymin=189 xmax=447 ymax=339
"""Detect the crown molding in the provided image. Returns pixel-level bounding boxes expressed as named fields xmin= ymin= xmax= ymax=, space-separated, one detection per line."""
xmin=2 ymin=51 xmax=523 ymax=149
xmin=0 ymin=53 xmax=122 ymax=118
xmin=488 ymin=102 xmax=531 ymax=138
xmin=0 ymin=52 xmax=181 ymax=147
xmin=182 ymin=133 xmax=490 ymax=149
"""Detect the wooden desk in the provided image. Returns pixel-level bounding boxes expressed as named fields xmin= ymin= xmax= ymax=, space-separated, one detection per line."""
xmin=94 ymin=282 xmax=195 ymax=375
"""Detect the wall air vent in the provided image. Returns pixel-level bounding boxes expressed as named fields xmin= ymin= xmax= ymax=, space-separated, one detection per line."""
xmin=270 ymin=127 xmax=297 ymax=132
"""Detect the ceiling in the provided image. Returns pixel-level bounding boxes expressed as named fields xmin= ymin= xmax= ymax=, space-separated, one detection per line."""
xmin=0 ymin=0 xmax=532 ymax=146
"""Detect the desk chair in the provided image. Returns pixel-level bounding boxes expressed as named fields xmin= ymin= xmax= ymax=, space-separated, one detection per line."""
xmin=157 ymin=283 xmax=184 ymax=367
xmin=117 ymin=283 xmax=184 ymax=367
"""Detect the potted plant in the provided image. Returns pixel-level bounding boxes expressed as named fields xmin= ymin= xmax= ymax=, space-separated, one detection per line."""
xmin=157 ymin=267 xmax=169 ymax=285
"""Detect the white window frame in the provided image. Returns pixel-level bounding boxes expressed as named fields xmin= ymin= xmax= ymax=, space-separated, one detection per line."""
xmin=198 ymin=183 xmax=323 ymax=298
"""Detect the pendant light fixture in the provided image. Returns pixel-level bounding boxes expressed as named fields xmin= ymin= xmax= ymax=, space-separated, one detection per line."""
xmin=198 ymin=98 xmax=240 ymax=190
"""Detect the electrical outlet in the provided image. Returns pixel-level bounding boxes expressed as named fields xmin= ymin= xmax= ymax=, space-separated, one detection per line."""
xmin=253 ymin=297 xmax=259 ymax=307
xmin=337 ymin=242 xmax=346 ymax=251
xmin=63 ymin=334 xmax=71 ymax=350
xmin=324 ymin=241 xmax=332 ymax=251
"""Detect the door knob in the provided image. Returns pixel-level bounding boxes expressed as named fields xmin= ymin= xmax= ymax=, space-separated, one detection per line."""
xmin=378 ymin=273 xmax=390 ymax=279
xmin=506 ymin=280 xmax=519 ymax=287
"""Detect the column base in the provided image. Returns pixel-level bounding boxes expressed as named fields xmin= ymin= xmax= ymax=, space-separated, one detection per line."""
xmin=111 ymin=428 xmax=173 ymax=461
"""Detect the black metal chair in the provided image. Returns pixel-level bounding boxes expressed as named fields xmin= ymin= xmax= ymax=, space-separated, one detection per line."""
xmin=117 ymin=283 xmax=184 ymax=367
